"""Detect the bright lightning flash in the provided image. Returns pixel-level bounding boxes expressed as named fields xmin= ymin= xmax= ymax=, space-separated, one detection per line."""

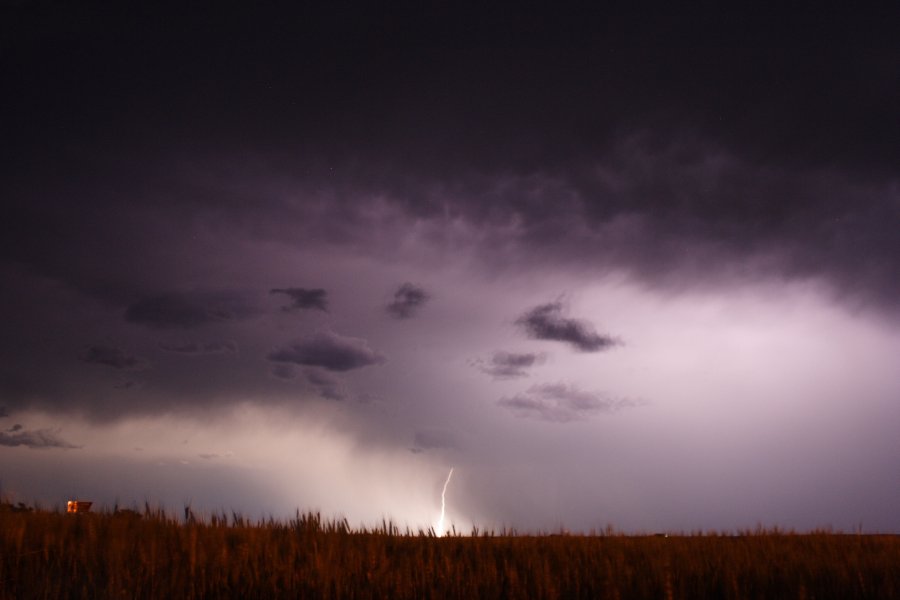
xmin=436 ymin=467 xmax=454 ymax=536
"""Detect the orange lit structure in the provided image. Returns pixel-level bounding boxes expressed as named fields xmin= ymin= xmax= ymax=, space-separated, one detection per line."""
xmin=66 ymin=500 xmax=93 ymax=513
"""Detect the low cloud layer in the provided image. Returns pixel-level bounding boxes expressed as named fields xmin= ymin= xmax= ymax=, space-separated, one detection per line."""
xmin=516 ymin=303 xmax=619 ymax=352
xmin=270 ymin=288 xmax=328 ymax=312
xmin=0 ymin=427 xmax=79 ymax=449
xmin=268 ymin=332 xmax=386 ymax=372
xmin=387 ymin=283 xmax=429 ymax=319
xmin=473 ymin=351 xmax=545 ymax=379
xmin=498 ymin=383 xmax=637 ymax=423
xmin=80 ymin=345 xmax=147 ymax=370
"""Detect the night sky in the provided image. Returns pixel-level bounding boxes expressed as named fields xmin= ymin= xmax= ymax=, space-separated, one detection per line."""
xmin=2 ymin=3 xmax=898 ymax=533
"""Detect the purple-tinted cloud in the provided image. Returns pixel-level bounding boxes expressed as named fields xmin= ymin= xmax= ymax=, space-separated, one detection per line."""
xmin=516 ymin=303 xmax=620 ymax=352
xmin=473 ymin=351 xmax=546 ymax=379
xmin=0 ymin=427 xmax=80 ymax=449
xmin=387 ymin=283 xmax=429 ymax=319
xmin=498 ymin=383 xmax=637 ymax=423
xmin=268 ymin=332 xmax=386 ymax=372
xmin=270 ymin=287 xmax=328 ymax=312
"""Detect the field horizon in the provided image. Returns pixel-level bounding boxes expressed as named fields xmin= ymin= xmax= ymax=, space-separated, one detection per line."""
xmin=3 ymin=500 xmax=897 ymax=599
xmin=5 ymin=496 xmax=891 ymax=537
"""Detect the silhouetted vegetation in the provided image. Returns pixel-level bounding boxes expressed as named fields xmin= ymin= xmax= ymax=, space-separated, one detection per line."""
xmin=1 ymin=502 xmax=897 ymax=599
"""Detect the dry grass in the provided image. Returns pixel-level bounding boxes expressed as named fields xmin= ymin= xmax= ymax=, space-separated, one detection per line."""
xmin=1 ymin=503 xmax=897 ymax=599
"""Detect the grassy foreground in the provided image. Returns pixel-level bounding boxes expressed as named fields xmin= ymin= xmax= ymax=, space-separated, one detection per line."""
xmin=1 ymin=505 xmax=898 ymax=599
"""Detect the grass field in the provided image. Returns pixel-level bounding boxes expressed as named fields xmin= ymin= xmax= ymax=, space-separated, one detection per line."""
xmin=2 ymin=503 xmax=897 ymax=599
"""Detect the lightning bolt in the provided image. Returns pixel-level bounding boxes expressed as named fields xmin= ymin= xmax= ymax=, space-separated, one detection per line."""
xmin=436 ymin=467 xmax=454 ymax=536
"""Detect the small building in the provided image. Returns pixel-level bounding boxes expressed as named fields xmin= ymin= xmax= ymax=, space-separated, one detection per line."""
xmin=67 ymin=500 xmax=93 ymax=514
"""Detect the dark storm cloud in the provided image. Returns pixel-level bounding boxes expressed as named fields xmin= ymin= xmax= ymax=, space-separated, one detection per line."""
xmin=125 ymin=293 xmax=258 ymax=330
xmin=386 ymin=283 xmax=429 ymax=319
xmin=472 ymin=352 xmax=545 ymax=379
xmin=268 ymin=332 xmax=386 ymax=372
xmin=270 ymin=288 xmax=328 ymax=312
xmin=516 ymin=303 xmax=620 ymax=352
xmin=498 ymin=383 xmax=637 ymax=423
xmin=158 ymin=340 xmax=238 ymax=355
xmin=0 ymin=427 xmax=79 ymax=449
xmin=2 ymin=5 xmax=898 ymax=315
xmin=0 ymin=2 xmax=897 ymax=431
xmin=80 ymin=345 xmax=147 ymax=370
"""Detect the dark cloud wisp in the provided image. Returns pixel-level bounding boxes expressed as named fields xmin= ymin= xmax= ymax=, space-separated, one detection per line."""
xmin=498 ymin=383 xmax=637 ymax=423
xmin=386 ymin=283 xmax=429 ymax=319
xmin=0 ymin=427 xmax=79 ymax=449
xmin=516 ymin=303 xmax=619 ymax=352
xmin=268 ymin=332 xmax=386 ymax=372
xmin=473 ymin=351 xmax=545 ymax=379
xmin=270 ymin=288 xmax=328 ymax=312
